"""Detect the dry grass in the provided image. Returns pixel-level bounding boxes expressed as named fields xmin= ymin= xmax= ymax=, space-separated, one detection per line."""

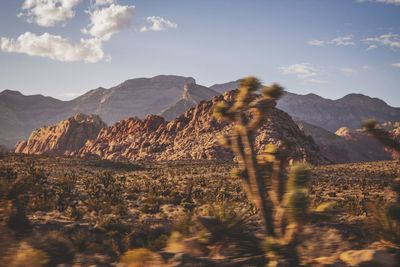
xmin=0 ymin=154 xmax=399 ymax=265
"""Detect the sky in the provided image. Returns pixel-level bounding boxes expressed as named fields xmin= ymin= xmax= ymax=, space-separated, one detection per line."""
xmin=0 ymin=0 xmax=399 ymax=106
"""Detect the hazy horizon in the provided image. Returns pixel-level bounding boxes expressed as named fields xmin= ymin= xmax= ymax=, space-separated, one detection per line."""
xmin=2 ymin=73 xmax=400 ymax=109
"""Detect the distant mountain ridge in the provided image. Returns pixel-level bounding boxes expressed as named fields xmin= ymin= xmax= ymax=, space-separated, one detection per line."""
xmin=278 ymin=92 xmax=400 ymax=132
xmin=1 ymin=75 xmax=399 ymax=152
xmin=297 ymin=121 xmax=395 ymax=163
xmin=207 ymin=81 xmax=400 ymax=132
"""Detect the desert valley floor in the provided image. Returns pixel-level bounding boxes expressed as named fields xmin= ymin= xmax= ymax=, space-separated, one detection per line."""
xmin=0 ymin=154 xmax=399 ymax=266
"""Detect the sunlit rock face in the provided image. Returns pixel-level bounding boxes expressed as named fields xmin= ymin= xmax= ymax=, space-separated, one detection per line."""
xmin=79 ymin=90 xmax=327 ymax=164
xmin=14 ymin=114 xmax=106 ymax=156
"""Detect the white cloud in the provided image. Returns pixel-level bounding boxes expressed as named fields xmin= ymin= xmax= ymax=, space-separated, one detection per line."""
xmin=392 ymin=63 xmax=400 ymax=68
xmin=140 ymin=16 xmax=178 ymax=32
xmin=82 ymin=3 xmax=135 ymax=40
xmin=280 ymin=63 xmax=327 ymax=83
xmin=363 ymin=33 xmax=400 ymax=50
xmin=341 ymin=67 xmax=357 ymax=76
xmin=307 ymin=35 xmax=355 ymax=47
xmin=92 ymin=0 xmax=114 ymax=6
xmin=19 ymin=0 xmax=81 ymax=27
xmin=0 ymin=32 xmax=105 ymax=63
xmin=307 ymin=40 xmax=325 ymax=47
xmin=367 ymin=44 xmax=378 ymax=51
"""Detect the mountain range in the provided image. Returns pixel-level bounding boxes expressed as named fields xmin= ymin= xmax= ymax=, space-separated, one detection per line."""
xmin=15 ymin=90 xmax=327 ymax=164
xmin=2 ymin=75 xmax=400 ymax=163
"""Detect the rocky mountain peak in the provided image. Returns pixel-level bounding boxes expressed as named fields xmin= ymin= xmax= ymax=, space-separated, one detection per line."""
xmin=0 ymin=89 xmax=23 ymax=96
xmin=14 ymin=113 xmax=106 ymax=156
xmin=78 ymin=90 xmax=328 ymax=164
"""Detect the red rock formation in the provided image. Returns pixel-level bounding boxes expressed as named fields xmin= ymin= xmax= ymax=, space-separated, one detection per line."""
xmin=14 ymin=114 xmax=106 ymax=156
xmin=79 ymin=91 xmax=327 ymax=164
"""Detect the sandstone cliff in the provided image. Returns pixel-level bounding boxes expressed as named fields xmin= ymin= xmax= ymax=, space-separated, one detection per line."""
xmin=14 ymin=114 xmax=106 ymax=156
xmin=79 ymin=91 xmax=327 ymax=164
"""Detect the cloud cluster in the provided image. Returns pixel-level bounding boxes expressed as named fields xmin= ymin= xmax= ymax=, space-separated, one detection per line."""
xmin=1 ymin=0 xmax=139 ymax=63
xmin=363 ymin=33 xmax=400 ymax=50
xmin=307 ymin=35 xmax=355 ymax=47
xmin=0 ymin=32 xmax=104 ymax=63
xmin=140 ymin=16 xmax=177 ymax=32
xmin=82 ymin=4 xmax=135 ymax=40
xmin=18 ymin=0 xmax=82 ymax=27
xmin=280 ymin=63 xmax=327 ymax=83
xmin=392 ymin=63 xmax=400 ymax=68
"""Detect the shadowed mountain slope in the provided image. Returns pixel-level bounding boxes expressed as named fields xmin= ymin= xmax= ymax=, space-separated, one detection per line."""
xmin=208 ymin=81 xmax=400 ymax=132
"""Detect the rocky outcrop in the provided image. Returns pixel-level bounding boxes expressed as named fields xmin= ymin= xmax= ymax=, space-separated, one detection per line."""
xmin=298 ymin=122 xmax=394 ymax=163
xmin=160 ymin=83 xmax=219 ymax=120
xmin=79 ymin=91 xmax=327 ymax=164
xmin=0 ymin=89 xmax=72 ymax=148
xmin=14 ymin=114 xmax=106 ymax=156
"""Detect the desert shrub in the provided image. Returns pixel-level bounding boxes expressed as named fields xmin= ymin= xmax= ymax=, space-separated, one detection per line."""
xmin=86 ymin=158 xmax=143 ymax=172
xmin=124 ymin=221 xmax=170 ymax=252
xmin=367 ymin=203 xmax=400 ymax=245
xmin=26 ymin=162 xmax=55 ymax=211
xmin=28 ymin=231 xmax=75 ymax=267
xmin=6 ymin=242 xmax=48 ymax=267
xmin=140 ymin=185 xmax=161 ymax=214
xmin=120 ymin=248 xmax=163 ymax=267
xmin=173 ymin=211 xmax=194 ymax=236
xmin=96 ymin=214 xmax=132 ymax=256
xmin=197 ymin=203 xmax=262 ymax=257
xmin=0 ymin=166 xmax=31 ymax=233
xmin=53 ymin=172 xmax=78 ymax=212
xmin=83 ymin=171 xmax=127 ymax=214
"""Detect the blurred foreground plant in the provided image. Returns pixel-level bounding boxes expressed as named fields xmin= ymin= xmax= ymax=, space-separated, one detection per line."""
xmin=363 ymin=119 xmax=400 ymax=243
xmin=213 ymin=77 xmax=313 ymax=265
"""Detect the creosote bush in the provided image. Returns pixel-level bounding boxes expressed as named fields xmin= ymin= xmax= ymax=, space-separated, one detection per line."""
xmin=83 ymin=171 xmax=127 ymax=214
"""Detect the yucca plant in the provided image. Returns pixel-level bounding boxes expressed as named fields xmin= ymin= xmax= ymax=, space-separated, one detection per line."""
xmin=213 ymin=77 xmax=312 ymax=265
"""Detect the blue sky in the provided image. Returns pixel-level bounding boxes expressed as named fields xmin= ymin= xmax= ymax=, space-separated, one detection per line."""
xmin=0 ymin=0 xmax=399 ymax=106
